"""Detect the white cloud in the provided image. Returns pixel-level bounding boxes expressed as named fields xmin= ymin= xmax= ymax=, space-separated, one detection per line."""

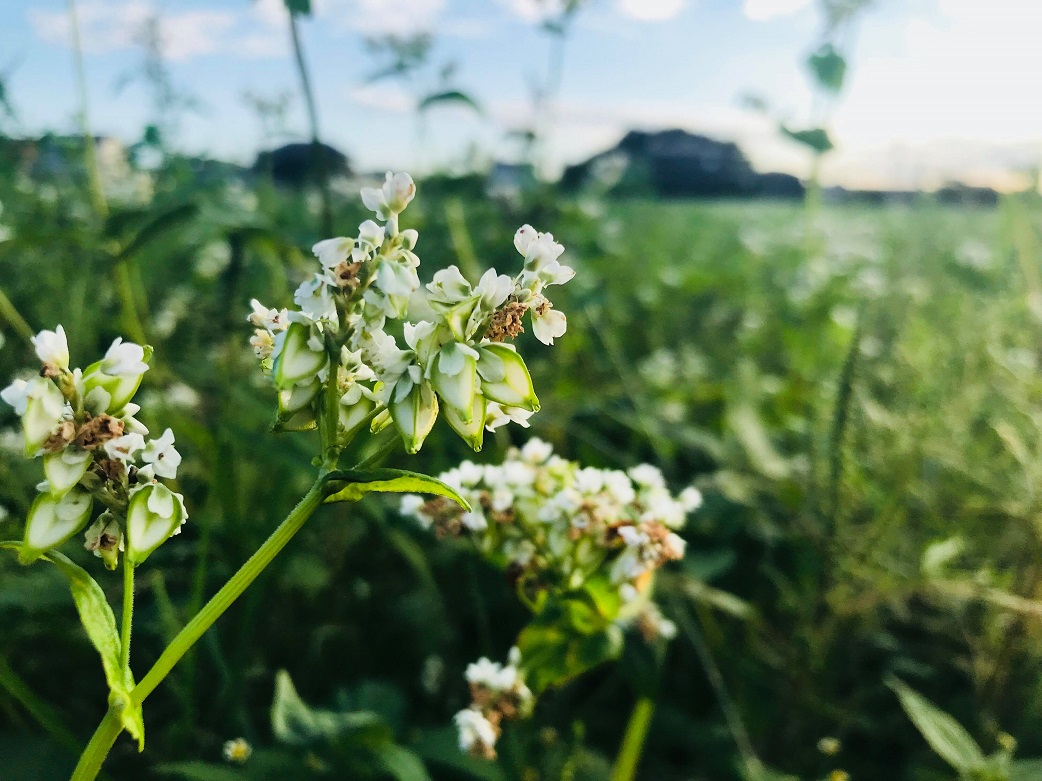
xmin=500 ymin=0 xmax=570 ymax=24
xmin=318 ymin=0 xmax=446 ymax=35
xmin=742 ymin=0 xmax=812 ymax=22
xmin=28 ymin=0 xmax=285 ymax=61
xmin=349 ymin=83 xmax=416 ymax=113
xmin=617 ymin=0 xmax=688 ymax=22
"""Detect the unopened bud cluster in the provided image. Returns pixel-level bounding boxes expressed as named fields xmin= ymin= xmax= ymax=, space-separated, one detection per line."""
xmin=248 ymin=172 xmax=574 ymax=454
xmin=1 ymin=326 xmax=185 ymax=567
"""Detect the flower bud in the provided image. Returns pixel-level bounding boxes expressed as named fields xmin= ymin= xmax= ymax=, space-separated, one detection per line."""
xmin=84 ymin=513 xmax=123 ymax=571
xmin=443 ymin=393 xmax=486 ymax=452
xmin=125 ymin=483 xmax=187 ymax=564
xmin=273 ymin=322 xmax=328 ymax=391
xmin=31 ymin=325 xmax=69 ymax=370
xmin=21 ymin=377 xmax=67 ymax=457
xmin=43 ymin=448 xmax=93 ymax=496
xmin=81 ymin=344 xmax=153 ymax=415
xmin=21 ymin=489 xmax=93 ymax=563
xmin=476 ymin=345 xmax=539 ymax=412
xmin=391 ymin=380 xmax=439 ymax=454
xmin=430 ymin=344 xmax=479 ymax=422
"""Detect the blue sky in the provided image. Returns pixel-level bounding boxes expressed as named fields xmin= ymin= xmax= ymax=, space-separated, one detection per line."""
xmin=2 ymin=0 xmax=1040 ymax=189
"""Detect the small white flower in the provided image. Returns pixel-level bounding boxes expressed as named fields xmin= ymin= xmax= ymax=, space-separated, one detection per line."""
xmin=530 ymin=297 xmax=567 ymax=346
xmin=628 ymin=464 xmax=665 ymax=489
xmin=454 ymin=708 xmax=497 ymax=753
xmin=312 ymin=237 xmax=354 ymax=269
xmin=141 ymin=428 xmax=181 ymax=479
xmin=679 ymin=486 xmax=703 ymax=512
xmin=32 ymin=325 xmax=69 ymax=369
xmin=101 ymin=338 xmax=149 ymax=377
xmin=618 ymin=525 xmax=650 ymax=547
xmin=1 ymin=378 xmax=31 ymax=415
xmin=520 ymin=438 xmax=554 ymax=464
xmin=361 ymin=171 xmax=416 ymax=219
xmin=247 ymin=299 xmax=288 ymax=331
xmin=104 ymin=433 xmax=146 ymax=462
xmin=484 ymin=401 xmax=533 ymax=431
xmin=357 ymin=220 xmax=385 ymax=248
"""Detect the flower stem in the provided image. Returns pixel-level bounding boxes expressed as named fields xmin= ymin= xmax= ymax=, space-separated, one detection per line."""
xmin=609 ymin=696 xmax=655 ymax=781
xmin=120 ymin=561 xmax=134 ymax=670
xmin=66 ymin=0 xmax=107 ymax=220
xmin=71 ymin=474 xmax=329 ymax=779
xmin=70 ymin=707 xmax=122 ymax=781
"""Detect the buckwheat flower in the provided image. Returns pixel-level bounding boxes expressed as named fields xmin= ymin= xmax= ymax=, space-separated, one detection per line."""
xmin=520 ymin=438 xmax=553 ymax=464
xmin=454 ymin=708 xmax=497 ymax=757
xmin=247 ymin=299 xmax=288 ymax=331
xmin=529 ymin=296 xmax=567 ymax=345
xmin=361 ymin=172 xmax=416 ymax=220
xmin=400 ymin=493 xmax=427 ymax=519
xmin=223 ymin=738 xmax=252 ymax=764
xmin=618 ymin=525 xmax=650 ymax=548
xmin=461 ymin=508 xmax=488 ymax=531
xmin=141 ymin=428 xmax=181 ymax=479
xmin=84 ymin=513 xmax=123 ymax=570
xmin=294 ymin=273 xmax=338 ymax=323
xmin=358 ymin=219 xmax=385 ymax=248
xmin=1 ymin=378 xmax=30 ymax=415
xmin=485 ymin=401 xmax=533 ymax=431
xmin=250 ymin=328 xmax=276 ymax=361
xmin=312 ymin=237 xmax=354 ymax=269
xmin=31 ymin=325 xmax=69 ymax=370
xmin=629 ymin=464 xmax=665 ymax=489
xmin=101 ymin=338 xmax=149 ymax=377
xmin=678 ymin=486 xmax=703 ymax=512
xmin=104 ymin=432 xmax=145 ymax=462
xmin=126 ymin=482 xmax=188 ymax=563
xmin=514 ymin=224 xmax=538 ymax=255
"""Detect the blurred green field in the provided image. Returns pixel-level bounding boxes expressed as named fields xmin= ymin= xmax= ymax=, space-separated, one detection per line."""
xmin=2 ymin=153 xmax=1042 ymax=781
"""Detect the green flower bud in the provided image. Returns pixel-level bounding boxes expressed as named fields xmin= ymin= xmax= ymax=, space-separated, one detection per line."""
xmin=125 ymin=483 xmax=187 ymax=564
xmin=274 ymin=322 xmax=328 ymax=390
xmin=81 ymin=345 xmax=153 ymax=415
xmin=477 ymin=344 xmax=539 ymax=413
xmin=443 ymin=392 xmax=486 ymax=452
xmin=21 ymin=489 xmax=93 ymax=563
xmin=391 ymin=380 xmax=439 ymax=454
xmin=430 ymin=343 xmax=479 ymax=422
xmin=43 ymin=448 xmax=93 ymax=496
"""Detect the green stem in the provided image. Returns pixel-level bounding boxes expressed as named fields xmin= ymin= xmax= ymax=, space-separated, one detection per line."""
xmin=0 ymin=287 xmax=34 ymax=343
xmin=66 ymin=0 xmax=107 ymax=220
xmin=71 ymin=474 xmax=329 ymax=780
xmin=70 ymin=707 xmax=122 ymax=781
xmin=112 ymin=261 xmax=148 ymax=346
xmin=120 ymin=561 xmax=134 ymax=670
xmin=609 ymin=696 xmax=655 ymax=781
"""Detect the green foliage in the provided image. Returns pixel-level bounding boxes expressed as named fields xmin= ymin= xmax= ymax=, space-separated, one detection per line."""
xmin=780 ymin=125 xmax=834 ymax=154
xmin=807 ymin=44 xmax=847 ymax=95
xmin=323 ymin=467 xmax=470 ymax=509
xmin=889 ymin=678 xmax=987 ymax=774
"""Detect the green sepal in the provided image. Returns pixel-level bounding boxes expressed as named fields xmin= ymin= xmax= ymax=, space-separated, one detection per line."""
xmin=442 ymin=392 xmax=486 ymax=452
xmin=0 ymin=542 xmax=144 ymax=750
xmin=81 ymin=346 xmax=153 ymax=414
xmin=390 ymin=381 xmax=439 ymax=454
xmin=476 ymin=344 xmax=539 ymax=412
xmin=274 ymin=322 xmax=327 ymax=390
xmin=20 ymin=490 xmax=93 ymax=564
xmin=323 ymin=468 xmax=470 ymax=510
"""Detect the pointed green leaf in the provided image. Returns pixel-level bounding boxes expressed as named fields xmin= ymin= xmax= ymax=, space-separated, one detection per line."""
xmin=374 ymin=743 xmax=432 ymax=781
xmin=418 ymin=90 xmax=481 ymax=115
xmin=0 ymin=542 xmax=144 ymax=749
xmin=271 ymin=670 xmax=391 ymax=746
xmin=807 ymin=43 xmax=847 ymax=93
xmin=780 ymin=125 xmax=834 ymax=154
xmin=323 ymin=468 xmax=470 ymax=510
xmin=887 ymin=678 xmax=986 ymax=773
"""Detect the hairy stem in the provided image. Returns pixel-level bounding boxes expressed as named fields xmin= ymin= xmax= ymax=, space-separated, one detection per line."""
xmin=70 ymin=707 xmax=122 ymax=781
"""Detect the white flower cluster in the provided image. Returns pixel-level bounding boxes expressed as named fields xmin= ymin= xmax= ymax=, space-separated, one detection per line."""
xmin=453 ymin=647 xmax=532 ymax=760
xmin=1 ymin=326 xmax=186 ymax=568
xmin=248 ymin=172 xmax=574 ymax=453
xmin=400 ymin=438 xmax=702 ymax=597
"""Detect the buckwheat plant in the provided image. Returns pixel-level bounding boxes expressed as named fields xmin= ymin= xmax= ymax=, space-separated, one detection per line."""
xmin=401 ymin=439 xmax=702 ymax=759
xmin=2 ymin=172 xmax=576 ymax=779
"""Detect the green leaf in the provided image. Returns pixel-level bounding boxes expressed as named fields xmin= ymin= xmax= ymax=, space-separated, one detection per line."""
xmin=271 ymin=670 xmax=391 ymax=747
xmin=323 ymin=468 xmax=470 ymax=510
xmin=418 ymin=90 xmax=481 ymax=115
xmin=0 ymin=542 xmax=144 ymax=750
xmin=887 ymin=678 xmax=986 ymax=773
xmin=516 ymin=594 xmax=624 ymax=694
xmin=807 ymin=43 xmax=847 ymax=93
xmin=374 ymin=743 xmax=432 ymax=781
xmin=780 ymin=125 xmax=834 ymax=154
xmin=282 ymin=0 xmax=311 ymax=15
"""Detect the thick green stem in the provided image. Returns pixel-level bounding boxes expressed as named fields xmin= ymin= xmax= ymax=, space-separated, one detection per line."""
xmin=71 ymin=474 xmax=329 ymax=779
xmin=610 ymin=696 xmax=655 ymax=781
xmin=70 ymin=707 xmax=122 ymax=781
xmin=120 ymin=562 xmax=135 ymax=670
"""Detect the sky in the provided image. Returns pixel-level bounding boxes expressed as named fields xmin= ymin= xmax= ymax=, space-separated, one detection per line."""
xmin=1 ymin=0 xmax=1041 ymax=190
